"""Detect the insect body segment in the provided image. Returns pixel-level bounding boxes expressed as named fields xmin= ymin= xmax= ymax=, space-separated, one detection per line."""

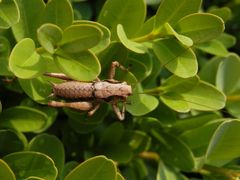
xmin=45 ymin=61 xmax=132 ymax=120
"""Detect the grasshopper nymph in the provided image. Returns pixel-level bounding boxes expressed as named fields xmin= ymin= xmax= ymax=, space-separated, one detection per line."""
xmin=45 ymin=61 xmax=132 ymax=120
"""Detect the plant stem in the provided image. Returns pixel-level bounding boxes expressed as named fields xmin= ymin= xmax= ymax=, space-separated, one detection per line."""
xmin=138 ymin=151 xmax=160 ymax=162
xmin=132 ymin=31 xmax=160 ymax=42
xmin=227 ymin=94 xmax=240 ymax=101
xmin=143 ymin=87 xmax=164 ymax=95
xmin=203 ymin=165 xmax=240 ymax=179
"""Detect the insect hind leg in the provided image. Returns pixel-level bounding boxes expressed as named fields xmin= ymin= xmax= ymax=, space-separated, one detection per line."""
xmin=108 ymin=61 xmax=129 ymax=80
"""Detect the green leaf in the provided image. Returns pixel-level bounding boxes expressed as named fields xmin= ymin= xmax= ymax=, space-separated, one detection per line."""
xmin=64 ymin=156 xmax=117 ymax=180
xmin=117 ymin=173 xmax=124 ymax=180
xmin=152 ymin=131 xmax=195 ymax=171
xmin=154 ymin=0 xmax=201 ymax=29
xmin=160 ymin=81 xmax=226 ymax=112
xmin=61 ymin=161 xmax=78 ymax=179
xmin=55 ymin=50 xmax=101 ymax=81
xmin=153 ymin=38 xmax=197 ymax=78
xmin=161 ymin=23 xmax=193 ymax=47
xmin=180 ymin=119 xmax=224 ymax=156
xmin=226 ymin=98 xmax=240 ymax=119
xmin=209 ymin=7 xmax=231 ymax=22
xmin=37 ymin=23 xmax=63 ymax=54
xmin=117 ymin=24 xmax=147 ymax=54
xmin=12 ymin=0 xmax=45 ymax=41
xmin=157 ymin=160 xmax=186 ymax=180
xmin=0 ymin=159 xmax=15 ymax=180
xmin=98 ymin=0 xmax=146 ymax=40
xmin=122 ymin=130 xmax=151 ymax=153
xmin=0 ymin=106 xmax=48 ymax=133
xmin=9 ymin=38 xmax=45 ymax=79
xmin=0 ymin=0 xmax=19 ymax=29
xmin=175 ymin=13 xmax=225 ymax=44
xmin=195 ymin=39 xmax=228 ymax=57
xmin=0 ymin=129 xmax=27 ymax=157
xmin=19 ymin=76 xmax=52 ymax=104
xmin=59 ymin=24 xmax=103 ymax=54
xmin=3 ymin=152 xmax=57 ymax=180
xmin=0 ymin=36 xmax=12 ymax=76
xmin=216 ymin=33 xmax=236 ymax=48
xmin=160 ymin=75 xmax=199 ymax=93
xmin=28 ymin=134 xmax=65 ymax=177
xmin=74 ymin=20 xmax=111 ymax=53
xmin=127 ymin=52 xmax=152 ymax=82
xmin=127 ymin=85 xmax=159 ymax=116
xmin=41 ymin=0 xmax=73 ymax=29
xmin=206 ymin=120 xmax=240 ymax=166
xmin=216 ymin=54 xmax=240 ymax=95
xmin=136 ymin=16 xmax=155 ymax=37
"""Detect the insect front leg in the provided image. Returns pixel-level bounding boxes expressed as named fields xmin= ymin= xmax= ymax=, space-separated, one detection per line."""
xmin=88 ymin=103 xmax=100 ymax=116
xmin=48 ymin=101 xmax=93 ymax=111
xmin=108 ymin=61 xmax=129 ymax=80
xmin=111 ymin=97 xmax=126 ymax=120
xmin=44 ymin=73 xmax=73 ymax=80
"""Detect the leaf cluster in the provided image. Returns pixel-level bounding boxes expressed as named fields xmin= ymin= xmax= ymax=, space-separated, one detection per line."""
xmin=0 ymin=0 xmax=240 ymax=179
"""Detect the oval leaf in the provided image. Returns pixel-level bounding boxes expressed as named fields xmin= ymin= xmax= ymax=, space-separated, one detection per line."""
xmin=3 ymin=152 xmax=57 ymax=180
xmin=37 ymin=23 xmax=63 ymax=54
xmin=0 ymin=106 xmax=48 ymax=133
xmin=59 ymin=24 xmax=103 ymax=53
xmin=98 ymin=0 xmax=146 ymax=39
xmin=154 ymin=0 xmax=201 ymax=29
xmin=0 ymin=159 xmax=15 ymax=180
xmin=55 ymin=50 xmax=101 ymax=81
xmin=206 ymin=120 xmax=240 ymax=166
xmin=117 ymin=24 xmax=147 ymax=54
xmin=9 ymin=38 xmax=45 ymax=79
xmin=64 ymin=156 xmax=117 ymax=180
xmin=175 ymin=13 xmax=225 ymax=44
xmin=74 ymin=20 xmax=111 ymax=54
xmin=153 ymin=38 xmax=197 ymax=78
xmin=28 ymin=134 xmax=65 ymax=176
xmin=0 ymin=0 xmax=20 ymax=29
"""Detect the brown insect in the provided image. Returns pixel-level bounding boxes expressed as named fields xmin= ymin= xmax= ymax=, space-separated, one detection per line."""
xmin=45 ymin=61 xmax=132 ymax=120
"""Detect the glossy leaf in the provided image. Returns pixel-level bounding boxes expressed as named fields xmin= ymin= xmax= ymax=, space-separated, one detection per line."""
xmin=41 ymin=0 xmax=73 ymax=29
xmin=9 ymin=38 xmax=45 ymax=79
xmin=206 ymin=120 xmax=240 ymax=166
xmin=160 ymin=23 xmax=193 ymax=47
xmin=0 ymin=0 xmax=19 ymax=29
xmin=0 ymin=106 xmax=48 ymax=133
xmin=117 ymin=24 xmax=147 ymax=54
xmin=209 ymin=7 xmax=231 ymax=22
xmin=157 ymin=160 xmax=186 ymax=180
xmin=12 ymin=0 xmax=45 ymax=41
xmin=154 ymin=0 xmax=201 ymax=29
xmin=195 ymin=39 xmax=228 ymax=57
xmin=59 ymin=24 xmax=103 ymax=53
xmin=64 ymin=156 xmax=117 ymax=180
xmin=98 ymin=0 xmax=146 ymax=40
xmin=153 ymin=38 xmax=197 ymax=78
xmin=55 ymin=50 xmax=101 ymax=81
xmin=74 ymin=20 xmax=111 ymax=53
xmin=0 ymin=159 xmax=15 ymax=180
xmin=19 ymin=76 xmax=52 ymax=103
xmin=175 ymin=13 xmax=225 ymax=44
xmin=37 ymin=23 xmax=63 ymax=54
xmin=28 ymin=134 xmax=65 ymax=176
xmin=180 ymin=120 xmax=224 ymax=156
xmin=160 ymin=81 xmax=226 ymax=112
xmin=3 ymin=152 xmax=57 ymax=180
xmin=0 ymin=129 xmax=27 ymax=157
xmin=216 ymin=33 xmax=236 ymax=48
xmin=127 ymin=86 xmax=159 ymax=116
xmin=216 ymin=54 xmax=240 ymax=95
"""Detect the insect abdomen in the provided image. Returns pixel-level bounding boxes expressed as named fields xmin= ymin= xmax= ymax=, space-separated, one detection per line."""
xmin=53 ymin=81 xmax=94 ymax=99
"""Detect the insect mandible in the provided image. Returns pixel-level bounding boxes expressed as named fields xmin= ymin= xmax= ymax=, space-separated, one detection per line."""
xmin=44 ymin=61 xmax=132 ymax=120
